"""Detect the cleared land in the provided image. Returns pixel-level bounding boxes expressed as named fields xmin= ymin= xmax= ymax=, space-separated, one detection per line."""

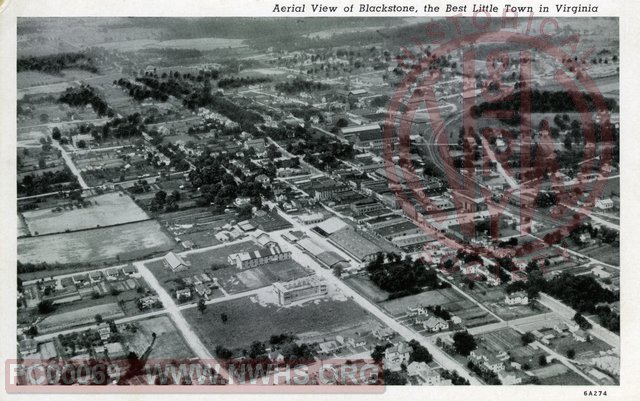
xmin=22 ymin=192 xmax=149 ymax=235
xmin=18 ymin=220 xmax=175 ymax=264
xmin=381 ymin=288 xmax=498 ymax=328
xmin=37 ymin=302 xmax=124 ymax=333
xmin=183 ymin=296 xmax=375 ymax=353
xmin=122 ymin=315 xmax=194 ymax=360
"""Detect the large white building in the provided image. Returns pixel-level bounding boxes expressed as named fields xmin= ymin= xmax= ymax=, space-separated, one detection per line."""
xmin=272 ymin=275 xmax=328 ymax=306
xmin=227 ymin=245 xmax=291 ymax=270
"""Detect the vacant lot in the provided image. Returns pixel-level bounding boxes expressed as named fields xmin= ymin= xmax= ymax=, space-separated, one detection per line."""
xmin=37 ymin=302 xmax=124 ymax=333
xmin=345 ymin=276 xmax=390 ymax=303
xmin=381 ymin=287 xmax=498 ymax=328
xmin=183 ymin=296 xmax=375 ymax=354
xmin=22 ymin=192 xmax=149 ymax=235
xmin=18 ymin=220 xmax=175 ymax=264
xmin=381 ymin=289 xmax=453 ymax=316
xmin=122 ymin=315 xmax=194 ymax=360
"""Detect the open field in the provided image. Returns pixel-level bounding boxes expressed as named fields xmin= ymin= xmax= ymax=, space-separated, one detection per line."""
xmin=18 ymin=220 xmax=175 ymax=264
xmin=381 ymin=287 xmax=498 ymax=328
xmin=344 ymin=276 xmax=390 ymax=303
xmin=17 ymin=69 xmax=103 ymax=89
xmin=21 ymin=192 xmax=149 ymax=235
xmin=533 ymin=363 xmax=591 ymax=385
xmin=122 ymin=315 xmax=194 ymax=360
xmin=151 ymin=37 xmax=247 ymax=50
xmin=182 ymin=296 xmax=376 ymax=353
xmin=36 ymin=302 xmax=124 ymax=333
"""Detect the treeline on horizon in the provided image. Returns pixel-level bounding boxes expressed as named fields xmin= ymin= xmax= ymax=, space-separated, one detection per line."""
xmin=17 ymin=52 xmax=98 ymax=75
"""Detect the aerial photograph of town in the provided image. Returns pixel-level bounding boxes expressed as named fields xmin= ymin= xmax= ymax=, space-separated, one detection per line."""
xmin=14 ymin=16 xmax=619 ymax=387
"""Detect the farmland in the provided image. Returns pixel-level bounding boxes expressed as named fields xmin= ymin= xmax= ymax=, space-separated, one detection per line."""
xmin=18 ymin=220 xmax=175 ymax=264
xmin=182 ymin=296 xmax=376 ymax=354
xmin=21 ymin=192 xmax=149 ymax=235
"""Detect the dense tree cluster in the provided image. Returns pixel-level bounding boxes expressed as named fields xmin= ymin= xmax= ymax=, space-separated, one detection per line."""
xmin=188 ymin=151 xmax=272 ymax=209
xmin=92 ymin=113 xmax=145 ymax=141
xmin=471 ymin=90 xmax=619 ymax=118
xmin=140 ymin=48 xmax=203 ymax=60
xmin=149 ymin=190 xmax=181 ymax=213
xmin=114 ymin=78 xmax=169 ymax=102
xmin=17 ymin=52 xmax=98 ymax=75
xmin=217 ymin=76 xmax=271 ymax=89
xmin=366 ymin=253 xmax=445 ymax=296
xmin=535 ymin=191 xmax=558 ymax=208
xmin=545 ymin=272 xmax=617 ymax=313
xmin=594 ymin=305 xmax=620 ymax=333
xmin=440 ymin=369 xmax=470 ymax=385
xmin=136 ymin=75 xmax=191 ymax=98
xmin=59 ymin=85 xmax=114 ymax=117
xmin=408 ymin=339 xmax=433 ymax=363
xmin=275 ymin=78 xmax=330 ymax=94
xmin=18 ymin=168 xmax=80 ymax=196
xmin=452 ymin=331 xmax=477 ymax=356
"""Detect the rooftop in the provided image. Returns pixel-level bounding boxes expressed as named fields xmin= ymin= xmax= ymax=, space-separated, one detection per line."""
xmin=329 ymin=226 xmax=381 ymax=261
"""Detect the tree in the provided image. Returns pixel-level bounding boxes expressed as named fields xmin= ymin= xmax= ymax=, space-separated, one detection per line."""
xmin=95 ymin=314 xmax=103 ymax=324
xmin=37 ymin=299 xmax=56 ymax=314
xmin=521 ymin=331 xmax=535 ymax=345
xmin=538 ymin=355 xmax=548 ymax=366
xmin=383 ymin=370 xmax=407 ymax=385
xmin=452 ymin=331 xmax=477 ymax=356
xmin=197 ymin=299 xmax=206 ymax=314
xmin=371 ymin=343 xmax=392 ymax=363
xmin=408 ymin=339 xmax=432 ymax=363
xmin=248 ymin=341 xmax=266 ymax=359
xmin=237 ymin=204 xmax=253 ymax=221
xmin=215 ymin=345 xmax=232 ymax=359
xmin=52 ymin=127 xmax=62 ymax=141
xmin=220 ymin=313 xmax=228 ymax=323
xmin=77 ymin=139 xmax=87 ymax=148
xmin=566 ymin=349 xmax=576 ymax=359
xmin=336 ymin=118 xmax=349 ymax=128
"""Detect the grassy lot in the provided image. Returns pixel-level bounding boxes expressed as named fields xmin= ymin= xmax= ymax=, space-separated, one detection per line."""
xmin=120 ymin=315 xmax=194 ymax=360
xmin=466 ymin=283 xmax=544 ymax=321
xmin=581 ymin=244 xmax=620 ymax=266
xmin=344 ymin=276 xmax=390 ymax=303
xmin=548 ymin=332 xmax=612 ymax=359
xmin=379 ymin=288 xmax=497 ymax=327
xmin=380 ymin=289 xmax=453 ymax=316
xmin=22 ymin=192 xmax=149 ymax=235
xmin=37 ymin=303 xmax=124 ymax=333
xmin=182 ymin=296 xmax=375 ymax=354
xmin=536 ymin=364 xmax=591 ymax=385
xmin=18 ymin=220 xmax=175 ymax=264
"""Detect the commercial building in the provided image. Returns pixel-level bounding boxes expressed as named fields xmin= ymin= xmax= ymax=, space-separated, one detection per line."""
xmin=272 ymin=275 xmax=328 ymax=306
xmin=163 ymin=252 xmax=191 ymax=272
xmin=228 ymin=244 xmax=292 ymax=270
